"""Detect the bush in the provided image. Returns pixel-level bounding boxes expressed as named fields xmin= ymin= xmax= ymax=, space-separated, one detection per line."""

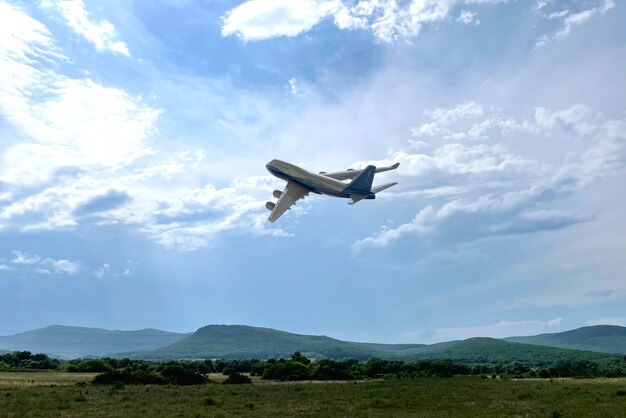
xmin=93 ymin=370 xmax=133 ymax=385
xmin=67 ymin=359 xmax=112 ymax=373
xmin=309 ymin=359 xmax=352 ymax=380
xmin=93 ymin=370 xmax=167 ymax=385
xmin=131 ymin=371 xmax=168 ymax=385
xmin=262 ymin=360 xmax=309 ymax=381
xmin=161 ymin=365 xmax=206 ymax=385
xmin=223 ymin=372 xmax=252 ymax=384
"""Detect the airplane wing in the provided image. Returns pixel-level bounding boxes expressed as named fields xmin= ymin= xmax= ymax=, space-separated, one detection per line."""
xmin=321 ymin=162 xmax=400 ymax=181
xmin=268 ymin=181 xmax=310 ymax=223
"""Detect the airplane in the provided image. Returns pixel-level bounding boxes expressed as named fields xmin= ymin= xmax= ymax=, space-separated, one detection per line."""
xmin=265 ymin=159 xmax=400 ymax=223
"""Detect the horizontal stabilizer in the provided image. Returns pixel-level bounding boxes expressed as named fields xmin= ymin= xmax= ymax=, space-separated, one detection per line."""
xmin=348 ymin=194 xmax=369 ymax=205
xmin=372 ymin=182 xmax=397 ymax=194
xmin=321 ymin=162 xmax=399 ymax=181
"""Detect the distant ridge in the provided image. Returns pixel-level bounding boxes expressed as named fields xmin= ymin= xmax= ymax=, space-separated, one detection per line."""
xmin=0 ymin=325 xmax=191 ymax=358
xmin=504 ymin=325 xmax=626 ymax=355
xmin=2 ymin=324 xmax=624 ymax=364
xmin=127 ymin=324 xmax=424 ymax=360
xmin=126 ymin=324 xmax=623 ymax=366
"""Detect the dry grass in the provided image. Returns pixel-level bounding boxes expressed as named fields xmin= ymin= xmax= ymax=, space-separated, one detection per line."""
xmin=0 ymin=372 xmax=625 ymax=417
xmin=0 ymin=372 xmax=98 ymax=388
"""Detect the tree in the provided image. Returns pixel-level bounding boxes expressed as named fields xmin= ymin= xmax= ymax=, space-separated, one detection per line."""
xmin=291 ymin=352 xmax=311 ymax=365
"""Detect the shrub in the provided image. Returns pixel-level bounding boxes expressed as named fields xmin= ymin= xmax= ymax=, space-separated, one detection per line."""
xmin=93 ymin=370 xmax=133 ymax=385
xmin=223 ymin=372 xmax=252 ymax=384
xmin=161 ymin=365 xmax=205 ymax=385
xmin=205 ymin=396 xmax=218 ymax=406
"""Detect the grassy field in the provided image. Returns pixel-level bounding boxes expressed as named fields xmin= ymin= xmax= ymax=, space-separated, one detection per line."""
xmin=1 ymin=372 xmax=626 ymax=417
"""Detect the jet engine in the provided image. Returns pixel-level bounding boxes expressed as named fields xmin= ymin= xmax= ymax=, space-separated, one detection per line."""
xmin=265 ymin=202 xmax=276 ymax=211
xmin=272 ymin=190 xmax=282 ymax=198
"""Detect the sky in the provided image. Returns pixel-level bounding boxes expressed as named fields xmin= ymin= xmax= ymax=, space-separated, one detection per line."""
xmin=0 ymin=0 xmax=625 ymax=345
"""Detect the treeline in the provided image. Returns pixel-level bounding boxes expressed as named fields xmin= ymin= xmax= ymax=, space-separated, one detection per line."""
xmin=0 ymin=351 xmax=61 ymax=370
xmin=65 ymin=357 xmax=259 ymax=374
xmin=84 ymin=352 xmax=626 ymax=382
xmin=251 ymin=353 xmax=626 ymax=381
xmin=2 ymin=351 xmax=625 ymax=383
xmin=72 ymin=357 xmax=256 ymax=386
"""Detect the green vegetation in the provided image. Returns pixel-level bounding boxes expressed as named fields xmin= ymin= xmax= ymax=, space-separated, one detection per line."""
xmin=3 ymin=324 xmax=625 ymax=362
xmin=2 ymin=350 xmax=625 ymax=382
xmin=405 ymin=337 xmax=624 ymax=366
xmin=2 ymin=371 xmax=626 ymax=417
xmin=222 ymin=372 xmax=252 ymax=384
xmin=0 ymin=351 xmax=60 ymax=371
xmin=128 ymin=324 xmax=424 ymax=360
xmin=127 ymin=324 xmax=626 ymax=364
xmin=249 ymin=352 xmax=626 ymax=381
xmin=505 ymin=325 xmax=626 ymax=355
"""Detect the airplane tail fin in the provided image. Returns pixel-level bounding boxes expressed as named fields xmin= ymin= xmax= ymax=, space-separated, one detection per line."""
xmin=372 ymin=182 xmax=397 ymax=194
xmin=345 ymin=165 xmax=376 ymax=194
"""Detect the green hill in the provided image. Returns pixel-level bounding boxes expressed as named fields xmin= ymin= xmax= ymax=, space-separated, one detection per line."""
xmin=3 ymin=324 xmax=623 ymax=366
xmin=402 ymin=337 xmax=621 ymax=366
xmin=0 ymin=325 xmax=191 ymax=358
xmin=504 ymin=325 xmax=626 ymax=355
xmin=128 ymin=325 xmax=622 ymax=366
xmin=127 ymin=325 xmax=424 ymax=360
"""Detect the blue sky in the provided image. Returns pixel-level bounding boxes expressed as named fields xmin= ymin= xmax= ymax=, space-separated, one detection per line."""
xmin=0 ymin=0 xmax=625 ymax=344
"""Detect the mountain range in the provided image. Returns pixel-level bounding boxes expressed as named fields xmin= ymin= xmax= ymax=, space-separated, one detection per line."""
xmin=504 ymin=325 xmax=626 ymax=355
xmin=0 ymin=325 xmax=191 ymax=358
xmin=123 ymin=324 xmax=425 ymax=360
xmin=1 ymin=324 xmax=624 ymax=364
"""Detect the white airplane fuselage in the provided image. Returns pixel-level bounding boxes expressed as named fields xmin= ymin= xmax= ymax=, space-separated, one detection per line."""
xmin=266 ymin=159 xmax=374 ymax=199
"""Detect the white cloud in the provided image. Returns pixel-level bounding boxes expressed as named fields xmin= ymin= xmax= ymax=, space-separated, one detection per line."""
xmin=222 ymin=0 xmax=354 ymax=41
xmin=546 ymin=318 xmax=562 ymax=327
xmin=554 ymin=9 xmax=596 ymax=40
xmin=43 ymin=258 xmax=80 ymax=275
xmin=384 ymin=143 xmax=532 ymax=177
xmin=222 ymin=0 xmax=512 ymax=43
xmin=43 ymin=0 xmax=130 ymax=56
xmin=10 ymin=250 xmax=80 ymax=275
xmin=0 ymin=4 xmax=159 ymax=188
xmin=94 ymin=263 xmax=110 ymax=278
xmin=534 ymin=104 xmax=597 ymax=136
xmin=412 ymin=102 xmax=535 ymax=141
xmin=457 ymin=10 xmax=480 ymax=25
xmin=354 ymin=102 xmax=626 ymax=250
xmin=0 ymin=77 xmax=161 ymax=186
xmin=288 ymin=78 xmax=299 ymax=95
xmin=141 ymin=179 xmax=290 ymax=251
xmin=0 ymin=264 xmax=14 ymax=271
xmin=2 ymin=2 xmax=623 ymax=254
xmin=354 ymin=177 xmax=582 ymax=249
xmin=414 ymin=101 xmax=484 ymax=138
xmin=547 ymin=10 xmax=568 ymax=20
xmin=11 ymin=251 xmax=41 ymax=265
xmin=379 ymin=186 xmax=464 ymax=200
xmin=407 ymin=318 xmax=563 ymax=343
xmin=535 ymin=0 xmax=615 ymax=49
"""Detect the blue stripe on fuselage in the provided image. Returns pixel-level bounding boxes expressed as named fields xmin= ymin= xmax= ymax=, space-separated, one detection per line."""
xmin=266 ymin=164 xmax=350 ymax=197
